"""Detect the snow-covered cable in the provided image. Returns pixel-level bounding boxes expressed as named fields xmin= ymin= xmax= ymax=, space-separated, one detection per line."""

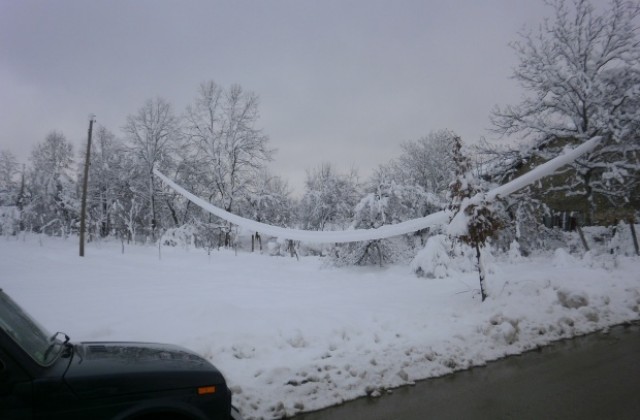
xmin=447 ymin=136 xmax=602 ymax=235
xmin=487 ymin=136 xmax=602 ymax=200
xmin=153 ymin=168 xmax=449 ymax=243
xmin=154 ymin=136 xmax=601 ymax=243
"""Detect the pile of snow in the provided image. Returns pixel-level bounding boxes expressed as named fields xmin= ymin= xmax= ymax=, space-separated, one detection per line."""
xmin=1 ymin=234 xmax=639 ymax=419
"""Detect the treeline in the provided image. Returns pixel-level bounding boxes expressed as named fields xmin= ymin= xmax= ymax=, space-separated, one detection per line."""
xmin=0 ymin=83 xmax=461 ymax=259
xmin=1 ymin=82 xmax=279 ymax=244
xmin=2 ymin=0 xmax=640 ymax=263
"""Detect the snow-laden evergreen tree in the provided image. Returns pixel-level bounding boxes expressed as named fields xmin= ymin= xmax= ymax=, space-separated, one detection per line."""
xmin=23 ymin=131 xmax=77 ymax=235
xmin=491 ymin=0 xmax=640 ymax=224
xmin=299 ymin=163 xmax=360 ymax=231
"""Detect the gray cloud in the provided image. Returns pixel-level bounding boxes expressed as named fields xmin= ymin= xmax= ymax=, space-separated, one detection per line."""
xmin=0 ymin=0 xmax=551 ymax=193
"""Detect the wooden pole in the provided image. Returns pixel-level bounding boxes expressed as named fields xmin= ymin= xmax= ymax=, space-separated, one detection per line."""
xmin=79 ymin=117 xmax=95 ymax=257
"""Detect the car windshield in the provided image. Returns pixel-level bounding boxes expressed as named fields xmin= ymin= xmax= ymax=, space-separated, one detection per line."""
xmin=0 ymin=291 xmax=65 ymax=366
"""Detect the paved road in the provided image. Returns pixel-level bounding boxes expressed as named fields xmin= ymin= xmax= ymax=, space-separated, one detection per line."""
xmin=294 ymin=322 xmax=640 ymax=420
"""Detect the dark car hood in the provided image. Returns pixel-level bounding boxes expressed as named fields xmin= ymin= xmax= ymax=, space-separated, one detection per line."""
xmin=64 ymin=341 xmax=226 ymax=399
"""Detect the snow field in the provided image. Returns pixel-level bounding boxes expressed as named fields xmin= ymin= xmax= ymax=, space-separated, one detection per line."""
xmin=1 ymin=235 xmax=639 ymax=419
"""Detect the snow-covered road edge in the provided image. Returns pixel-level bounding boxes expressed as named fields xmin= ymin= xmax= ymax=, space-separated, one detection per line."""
xmin=232 ymin=255 xmax=639 ymax=419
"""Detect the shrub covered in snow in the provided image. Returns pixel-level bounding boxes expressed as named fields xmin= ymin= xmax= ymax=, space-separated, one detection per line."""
xmin=333 ymin=179 xmax=443 ymax=267
xmin=0 ymin=206 xmax=20 ymax=236
xmin=160 ymin=224 xmax=200 ymax=248
xmin=411 ymin=234 xmax=452 ymax=278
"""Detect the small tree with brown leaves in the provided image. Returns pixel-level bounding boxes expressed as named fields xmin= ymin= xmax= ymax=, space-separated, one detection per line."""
xmin=448 ymin=136 xmax=503 ymax=301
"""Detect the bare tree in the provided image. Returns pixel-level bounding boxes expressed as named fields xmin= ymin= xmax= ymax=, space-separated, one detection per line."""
xmin=389 ymin=129 xmax=458 ymax=197
xmin=184 ymin=81 xmax=273 ymax=245
xmin=0 ymin=150 xmax=21 ymax=235
xmin=245 ymin=169 xmax=293 ymax=226
xmin=299 ymin=163 xmax=360 ymax=231
xmin=184 ymin=81 xmax=273 ymax=212
xmin=0 ymin=149 xmax=19 ymax=206
xmin=83 ymin=126 xmax=129 ymax=238
xmin=123 ymin=97 xmax=180 ymax=238
xmin=492 ymin=0 xmax=640 ymax=223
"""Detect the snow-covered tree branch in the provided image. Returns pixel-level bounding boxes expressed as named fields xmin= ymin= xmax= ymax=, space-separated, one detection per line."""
xmin=491 ymin=0 xmax=640 ymax=223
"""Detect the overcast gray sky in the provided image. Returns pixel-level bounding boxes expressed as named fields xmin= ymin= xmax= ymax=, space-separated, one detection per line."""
xmin=0 ymin=0 xmax=551 ymax=194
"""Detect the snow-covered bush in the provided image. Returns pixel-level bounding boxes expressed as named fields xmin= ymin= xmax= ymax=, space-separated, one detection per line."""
xmin=334 ymin=238 xmax=413 ymax=267
xmin=507 ymin=239 xmax=523 ymax=261
xmin=411 ymin=234 xmax=489 ymax=279
xmin=266 ymin=238 xmax=301 ymax=259
xmin=0 ymin=206 xmax=20 ymax=236
xmin=333 ymin=179 xmax=443 ymax=267
xmin=160 ymin=224 xmax=199 ymax=248
xmin=411 ymin=234 xmax=452 ymax=278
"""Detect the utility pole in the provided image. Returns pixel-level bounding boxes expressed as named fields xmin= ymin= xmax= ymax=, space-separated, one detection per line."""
xmin=79 ymin=116 xmax=95 ymax=257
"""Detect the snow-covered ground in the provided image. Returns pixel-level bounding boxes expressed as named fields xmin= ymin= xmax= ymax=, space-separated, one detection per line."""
xmin=2 ymin=234 xmax=639 ymax=419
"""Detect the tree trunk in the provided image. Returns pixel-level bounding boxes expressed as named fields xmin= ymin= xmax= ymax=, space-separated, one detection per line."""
xmin=149 ymin=173 xmax=157 ymax=241
xmin=17 ymin=165 xmax=25 ymax=231
xmin=251 ymin=232 xmax=262 ymax=252
xmin=165 ymin=198 xmax=179 ymax=226
xmin=79 ymin=118 xmax=94 ymax=257
xmin=475 ymin=243 xmax=488 ymax=302
xmin=288 ymin=240 xmax=299 ymax=261
xmin=576 ymin=224 xmax=590 ymax=252
xmin=376 ymin=242 xmax=383 ymax=268
xmin=582 ymin=169 xmax=594 ymax=226
xmin=629 ymin=218 xmax=639 ymax=256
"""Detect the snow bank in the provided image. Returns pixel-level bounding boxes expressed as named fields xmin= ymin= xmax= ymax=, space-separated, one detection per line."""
xmin=1 ymin=235 xmax=638 ymax=419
